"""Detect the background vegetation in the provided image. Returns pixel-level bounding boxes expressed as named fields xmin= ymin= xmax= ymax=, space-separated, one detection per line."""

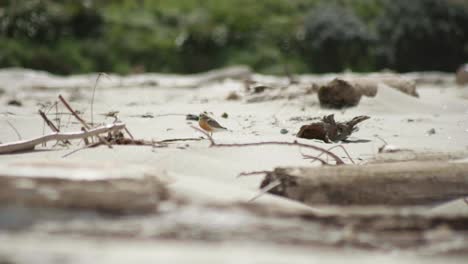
xmin=0 ymin=0 xmax=467 ymax=75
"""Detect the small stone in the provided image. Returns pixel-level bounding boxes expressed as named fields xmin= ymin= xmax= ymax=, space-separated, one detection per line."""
xmin=221 ymin=112 xmax=228 ymax=118
xmin=226 ymin=91 xmax=241 ymax=100
xmin=252 ymin=85 xmax=270 ymax=93
xmin=427 ymin=128 xmax=436 ymax=135
xmin=280 ymin=128 xmax=288 ymax=134
xmin=7 ymin=99 xmax=22 ymax=107
xmin=186 ymin=114 xmax=199 ymax=121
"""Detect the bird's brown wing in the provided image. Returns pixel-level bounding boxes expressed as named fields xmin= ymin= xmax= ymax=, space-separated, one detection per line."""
xmin=207 ymin=118 xmax=226 ymax=129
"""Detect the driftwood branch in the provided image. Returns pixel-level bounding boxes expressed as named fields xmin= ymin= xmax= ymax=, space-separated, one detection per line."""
xmin=262 ymin=161 xmax=468 ymax=206
xmin=0 ymin=123 xmax=126 ymax=154
xmin=191 ymin=126 xmax=345 ymax=164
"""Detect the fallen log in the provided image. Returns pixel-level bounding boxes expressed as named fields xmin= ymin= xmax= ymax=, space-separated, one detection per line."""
xmin=0 ymin=161 xmax=168 ymax=213
xmin=260 ymin=161 xmax=468 ymax=206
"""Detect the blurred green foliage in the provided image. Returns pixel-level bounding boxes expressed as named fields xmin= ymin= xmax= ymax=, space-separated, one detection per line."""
xmin=0 ymin=0 xmax=467 ymax=75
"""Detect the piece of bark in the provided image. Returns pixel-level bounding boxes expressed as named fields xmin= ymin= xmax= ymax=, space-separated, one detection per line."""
xmin=0 ymin=161 xmax=168 ymax=213
xmin=296 ymin=114 xmax=369 ymax=143
xmin=318 ymin=78 xmax=362 ymax=108
xmin=260 ymin=161 xmax=468 ymax=206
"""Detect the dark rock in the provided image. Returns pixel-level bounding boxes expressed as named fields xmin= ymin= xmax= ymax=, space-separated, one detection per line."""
xmin=226 ymin=91 xmax=241 ymax=100
xmin=186 ymin=114 xmax=199 ymax=121
xmin=7 ymin=99 xmax=22 ymax=107
xmin=318 ymin=78 xmax=362 ymax=108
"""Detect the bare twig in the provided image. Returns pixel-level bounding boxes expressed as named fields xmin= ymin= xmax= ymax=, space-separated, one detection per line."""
xmin=91 ymin=73 xmax=108 ymax=126
xmin=124 ymin=127 xmax=135 ymax=140
xmin=303 ymin=145 xmax=355 ymax=164
xmin=0 ymin=123 xmax=126 ymax=154
xmin=191 ymin=125 xmax=345 ymax=165
xmin=191 ymin=126 xmax=215 ymax=145
xmin=59 ymin=95 xmax=90 ymax=129
xmin=6 ymin=120 xmax=22 ymax=140
xmin=38 ymin=110 xmax=60 ymax=132
xmin=62 ymin=142 xmax=101 ymax=158
xmin=157 ymin=137 xmax=204 ymax=143
xmin=248 ymin=180 xmax=282 ymax=202
xmin=237 ymin=170 xmax=272 ymax=178
xmin=58 ymin=94 xmax=112 ymax=148
xmin=301 ymin=153 xmax=329 ymax=165
xmin=38 ymin=110 xmax=71 ymax=145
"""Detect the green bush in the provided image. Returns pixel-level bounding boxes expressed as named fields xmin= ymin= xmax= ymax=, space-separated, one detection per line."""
xmin=376 ymin=0 xmax=468 ymax=71
xmin=0 ymin=0 xmax=467 ymax=74
xmin=301 ymin=3 xmax=375 ymax=72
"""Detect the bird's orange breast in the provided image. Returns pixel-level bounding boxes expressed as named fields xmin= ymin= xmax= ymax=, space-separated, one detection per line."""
xmin=199 ymin=119 xmax=213 ymax=132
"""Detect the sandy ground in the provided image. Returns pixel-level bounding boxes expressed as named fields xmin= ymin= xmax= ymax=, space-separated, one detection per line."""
xmin=0 ymin=68 xmax=468 ymax=263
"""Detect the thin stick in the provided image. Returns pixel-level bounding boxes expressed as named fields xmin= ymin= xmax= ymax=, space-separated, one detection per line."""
xmin=307 ymin=145 xmax=355 ymax=164
xmin=124 ymin=127 xmax=135 ymax=140
xmin=6 ymin=120 xmax=22 ymax=140
xmin=62 ymin=142 xmax=101 ymax=158
xmin=38 ymin=110 xmax=60 ymax=132
xmin=59 ymin=95 xmax=90 ymax=129
xmin=0 ymin=123 xmax=126 ymax=154
xmin=237 ymin=170 xmax=272 ymax=178
xmin=91 ymin=73 xmax=107 ymax=126
xmin=192 ymin=126 xmax=215 ymax=145
xmin=157 ymin=137 xmax=203 ymax=143
xmin=38 ymin=110 xmax=71 ymax=145
xmin=301 ymin=153 xmax=329 ymax=165
xmin=58 ymin=94 xmax=112 ymax=147
xmin=191 ymin=125 xmax=345 ymax=164
xmin=248 ymin=180 xmax=281 ymax=202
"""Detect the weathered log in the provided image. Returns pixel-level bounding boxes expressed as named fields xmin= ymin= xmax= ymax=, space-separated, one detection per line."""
xmin=0 ymin=161 xmax=168 ymax=213
xmin=261 ymin=161 xmax=468 ymax=206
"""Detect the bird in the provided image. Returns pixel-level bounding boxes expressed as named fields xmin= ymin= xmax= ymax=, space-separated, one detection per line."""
xmin=198 ymin=113 xmax=227 ymax=136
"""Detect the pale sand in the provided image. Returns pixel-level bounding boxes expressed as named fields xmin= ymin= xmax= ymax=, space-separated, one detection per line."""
xmin=0 ymin=68 xmax=468 ymax=261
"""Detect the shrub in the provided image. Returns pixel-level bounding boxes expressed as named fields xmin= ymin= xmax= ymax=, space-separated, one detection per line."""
xmin=302 ymin=3 xmax=375 ymax=73
xmin=376 ymin=0 xmax=468 ymax=71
